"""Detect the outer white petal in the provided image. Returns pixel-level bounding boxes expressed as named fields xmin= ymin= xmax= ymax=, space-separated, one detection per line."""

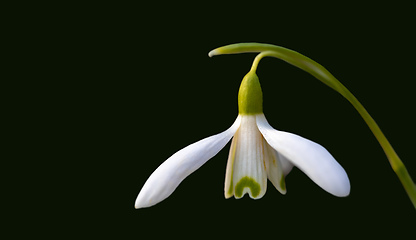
xmin=224 ymin=115 xmax=267 ymax=199
xmin=256 ymin=114 xmax=350 ymax=197
xmin=277 ymin=151 xmax=294 ymax=177
xmin=135 ymin=116 xmax=241 ymax=209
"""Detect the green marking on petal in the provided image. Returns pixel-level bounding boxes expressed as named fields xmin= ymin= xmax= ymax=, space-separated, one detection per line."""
xmin=280 ymin=175 xmax=286 ymax=192
xmin=228 ymin=179 xmax=233 ymax=195
xmin=235 ymin=176 xmax=261 ymax=198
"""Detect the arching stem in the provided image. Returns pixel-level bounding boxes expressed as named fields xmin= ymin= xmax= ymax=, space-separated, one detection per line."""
xmin=210 ymin=43 xmax=416 ymax=208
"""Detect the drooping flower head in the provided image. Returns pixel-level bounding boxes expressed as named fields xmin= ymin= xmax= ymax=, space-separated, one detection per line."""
xmin=224 ymin=71 xmax=349 ymax=200
xmin=135 ymin=45 xmax=351 ymax=209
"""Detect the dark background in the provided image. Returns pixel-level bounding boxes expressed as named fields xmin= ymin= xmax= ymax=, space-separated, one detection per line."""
xmin=40 ymin=2 xmax=416 ymax=238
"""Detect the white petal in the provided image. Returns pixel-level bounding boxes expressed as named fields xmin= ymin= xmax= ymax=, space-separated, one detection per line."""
xmin=224 ymin=115 xmax=267 ymax=199
xmin=135 ymin=116 xmax=241 ymax=209
xmin=263 ymin=138 xmax=287 ymax=194
xmin=277 ymin=151 xmax=294 ymax=177
xmin=256 ymin=114 xmax=350 ymax=197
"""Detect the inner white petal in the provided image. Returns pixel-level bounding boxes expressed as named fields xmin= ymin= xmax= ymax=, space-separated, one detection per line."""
xmin=263 ymin=138 xmax=287 ymax=194
xmin=224 ymin=115 xmax=267 ymax=199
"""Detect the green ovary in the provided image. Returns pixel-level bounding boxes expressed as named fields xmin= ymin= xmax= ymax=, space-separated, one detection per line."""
xmin=235 ymin=176 xmax=261 ymax=198
xmin=238 ymin=71 xmax=263 ymax=115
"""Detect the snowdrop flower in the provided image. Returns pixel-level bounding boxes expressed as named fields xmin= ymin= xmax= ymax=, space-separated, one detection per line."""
xmin=135 ymin=68 xmax=350 ymax=209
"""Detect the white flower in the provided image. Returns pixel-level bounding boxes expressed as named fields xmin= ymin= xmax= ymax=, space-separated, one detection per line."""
xmin=135 ymin=71 xmax=350 ymax=209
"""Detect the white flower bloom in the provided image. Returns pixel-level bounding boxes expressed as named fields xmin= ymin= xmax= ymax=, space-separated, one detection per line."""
xmin=135 ymin=71 xmax=350 ymax=209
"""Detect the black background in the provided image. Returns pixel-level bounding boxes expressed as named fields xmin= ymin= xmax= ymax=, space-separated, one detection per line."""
xmin=45 ymin=3 xmax=416 ymax=238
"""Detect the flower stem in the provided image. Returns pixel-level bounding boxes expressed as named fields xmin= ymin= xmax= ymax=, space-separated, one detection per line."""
xmin=210 ymin=43 xmax=416 ymax=208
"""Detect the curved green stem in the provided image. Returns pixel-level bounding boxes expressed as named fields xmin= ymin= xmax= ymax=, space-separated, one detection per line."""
xmin=210 ymin=43 xmax=416 ymax=209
